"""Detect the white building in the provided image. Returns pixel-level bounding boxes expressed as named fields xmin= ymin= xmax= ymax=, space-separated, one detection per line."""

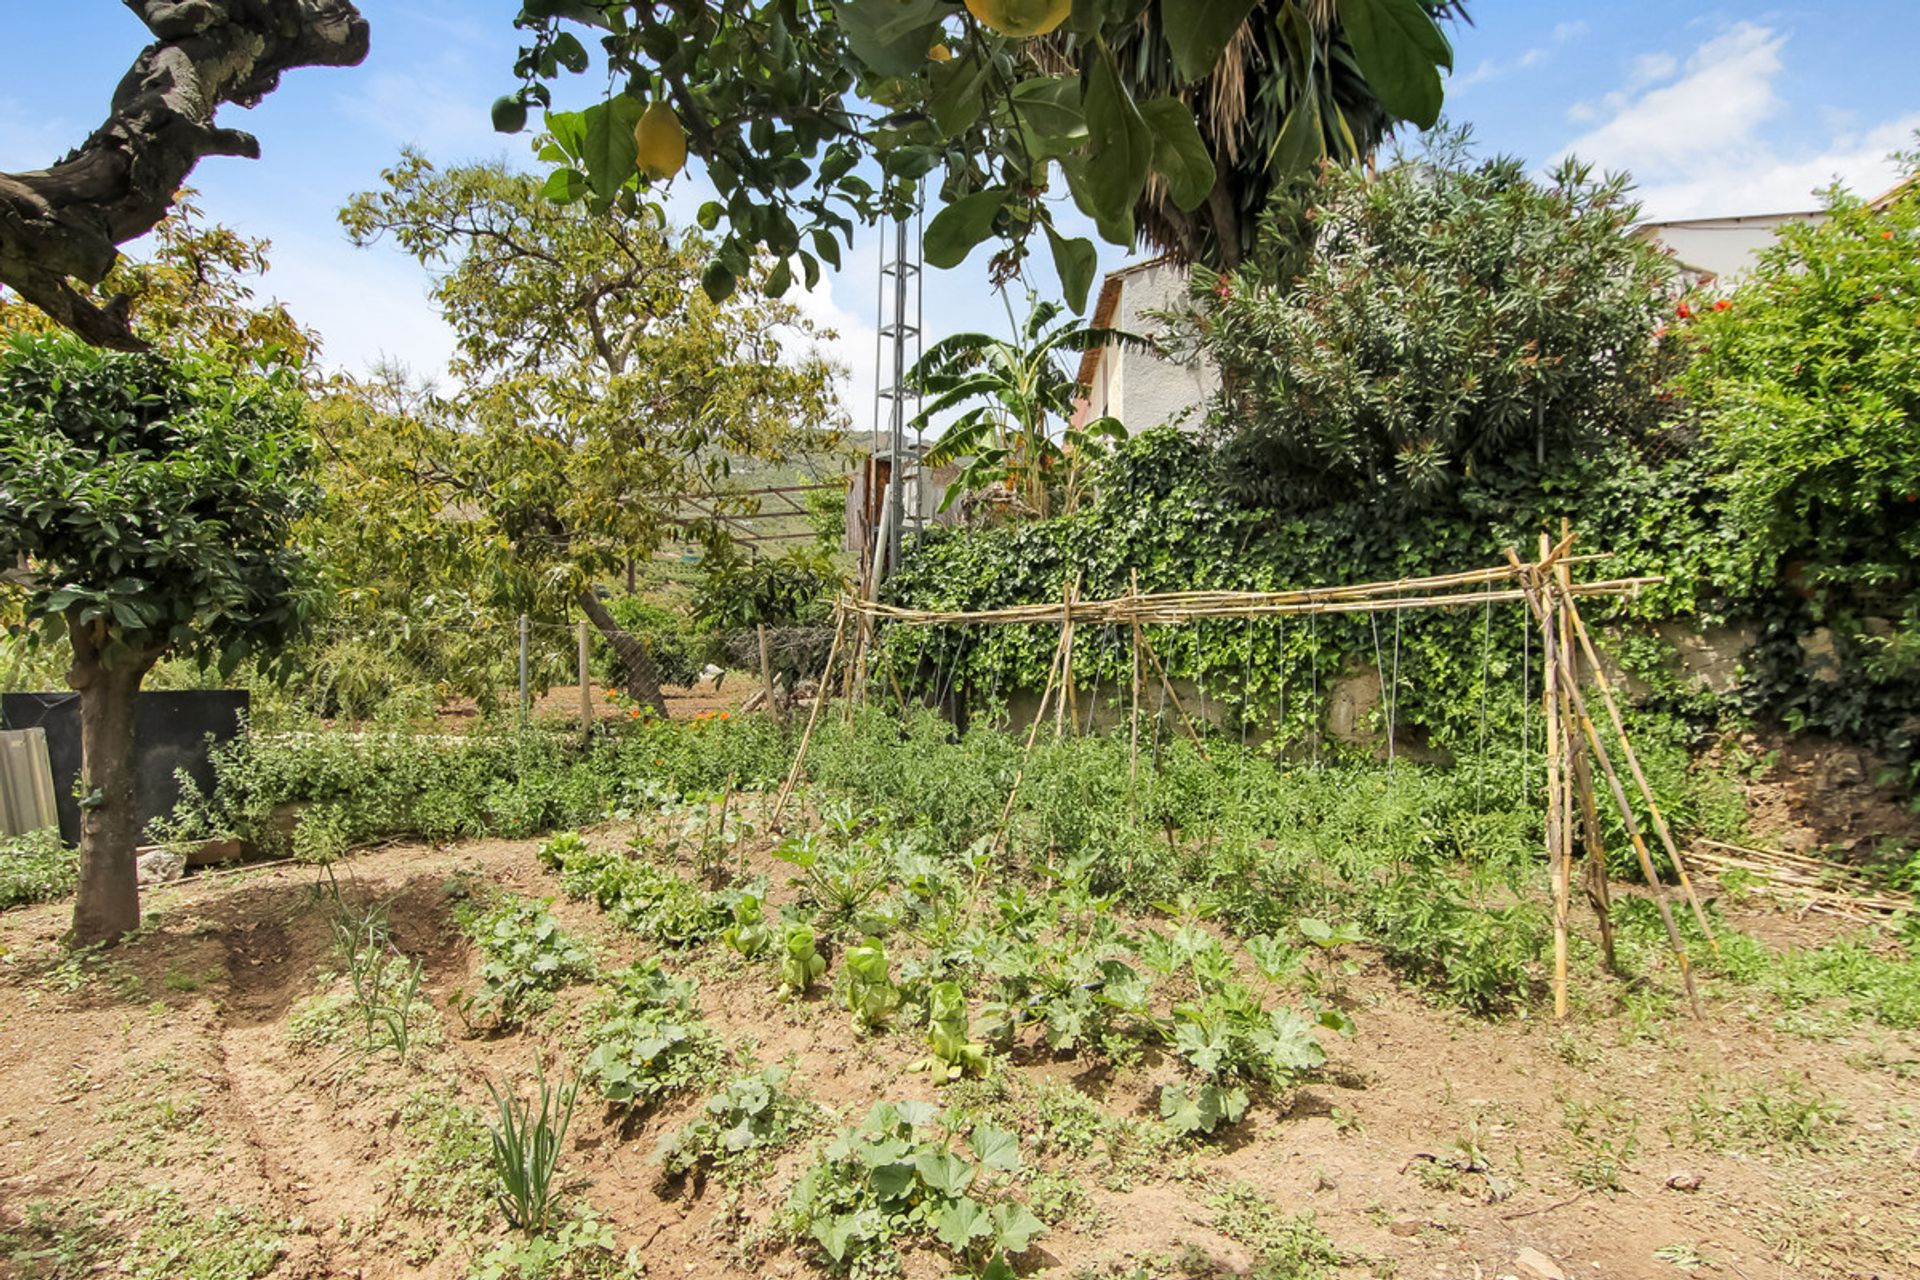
xmin=1634 ymin=175 xmax=1913 ymax=287
xmin=1070 ymin=259 xmax=1218 ymax=435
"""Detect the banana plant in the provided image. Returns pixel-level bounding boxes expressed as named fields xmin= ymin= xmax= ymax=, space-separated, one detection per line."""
xmin=909 ymin=295 xmax=1143 ymax=520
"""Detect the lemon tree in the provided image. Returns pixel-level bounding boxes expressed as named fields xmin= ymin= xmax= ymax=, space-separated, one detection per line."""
xmin=495 ymin=1 xmax=1462 ymax=310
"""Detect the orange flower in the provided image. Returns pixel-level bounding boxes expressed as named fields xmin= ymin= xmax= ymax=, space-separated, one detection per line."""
xmin=719 ymin=711 xmax=730 ymax=721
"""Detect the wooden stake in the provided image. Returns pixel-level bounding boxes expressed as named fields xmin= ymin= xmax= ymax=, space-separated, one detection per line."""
xmin=1057 ymin=575 xmax=1081 ymax=737
xmin=1138 ymin=626 xmax=1210 ymax=761
xmin=1556 ymin=523 xmax=1615 ymax=972
xmin=1557 ymin=592 xmax=1718 ymax=955
xmin=577 ymin=620 xmax=592 ymax=746
xmin=771 ymin=602 xmax=848 ymax=825
xmin=757 ymin=624 xmax=786 ymax=727
xmin=1539 ymin=539 xmax=1570 ymax=1021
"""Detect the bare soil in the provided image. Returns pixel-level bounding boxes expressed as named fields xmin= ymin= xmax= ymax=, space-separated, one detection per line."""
xmin=2 ymin=827 xmax=1916 ymax=1280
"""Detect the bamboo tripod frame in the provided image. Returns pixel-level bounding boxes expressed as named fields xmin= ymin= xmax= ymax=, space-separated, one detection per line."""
xmin=772 ymin=536 xmax=1711 ymax=1019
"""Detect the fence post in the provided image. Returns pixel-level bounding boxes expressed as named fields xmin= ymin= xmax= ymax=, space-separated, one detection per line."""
xmin=518 ymin=614 xmax=530 ymax=725
xmin=757 ymin=624 xmax=785 ymax=726
xmin=577 ymin=621 xmax=592 ymax=744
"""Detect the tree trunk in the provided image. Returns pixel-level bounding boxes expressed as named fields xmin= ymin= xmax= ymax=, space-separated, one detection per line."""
xmin=65 ymin=619 xmax=160 ymax=946
xmin=0 ymin=0 xmax=369 ymax=348
xmin=578 ymin=589 xmax=666 ymax=717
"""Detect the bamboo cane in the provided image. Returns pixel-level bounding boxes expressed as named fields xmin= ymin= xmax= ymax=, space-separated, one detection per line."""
xmin=1129 ymin=570 xmax=1143 ymax=799
xmin=1138 ymin=625 xmax=1211 ymax=760
xmin=1537 ymin=537 xmax=1570 ymax=1020
xmin=1506 ymin=548 xmax=1702 ymax=1018
xmin=1057 ymin=575 xmax=1080 ymax=737
xmin=989 ymin=601 xmax=1072 ymax=859
xmin=771 ymin=602 xmax=848 ymax=825
xmin=1556 ymin=589 xmax=1718 ymax=955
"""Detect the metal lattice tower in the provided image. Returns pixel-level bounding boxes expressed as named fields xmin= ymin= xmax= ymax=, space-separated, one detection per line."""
xmin=870 ymin=194 xmax=924 ymax=585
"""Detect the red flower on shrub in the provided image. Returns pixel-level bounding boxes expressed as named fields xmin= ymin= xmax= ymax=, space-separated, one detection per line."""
xmin=1713 ymin=299 xmax=1731 ymax=311
xmin=1215 ymin=272 xmax=1232 ymax=301
xmin=1676 ymin=301 xmax=1692 ymax=320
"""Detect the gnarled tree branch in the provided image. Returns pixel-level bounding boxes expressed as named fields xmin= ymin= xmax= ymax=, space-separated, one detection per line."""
xmin=0 ymin=0 xmax=369 ymax=349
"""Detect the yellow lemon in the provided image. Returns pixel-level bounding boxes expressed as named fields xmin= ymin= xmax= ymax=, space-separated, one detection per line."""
xmin=634 ymin=100 xmax=687 ymax=181
xmin=929 ymin=42 xmax=954 ymax=62
xmin=964 ymin=0 xmax=1072 ymax=38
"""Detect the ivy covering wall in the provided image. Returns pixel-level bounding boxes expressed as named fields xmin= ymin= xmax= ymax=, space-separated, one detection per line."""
xmin=883 ymin=135 xmax=1920 ymax=783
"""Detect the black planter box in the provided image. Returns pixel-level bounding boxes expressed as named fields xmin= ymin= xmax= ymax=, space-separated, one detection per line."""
xmin=0 ymin=691 xmax=248 ymax=847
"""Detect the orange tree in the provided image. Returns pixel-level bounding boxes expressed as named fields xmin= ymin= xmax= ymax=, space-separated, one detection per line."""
xmin=0 ymin=337 xmax=315 ymax=944
xmin=495 ymin=1 xmax=1464 ymax=308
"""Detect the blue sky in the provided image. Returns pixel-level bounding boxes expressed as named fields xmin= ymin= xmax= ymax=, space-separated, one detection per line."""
xmin=4 ymin=3 xmax=1917 ymax=427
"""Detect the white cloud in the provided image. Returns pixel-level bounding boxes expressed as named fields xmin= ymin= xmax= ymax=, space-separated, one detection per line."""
xmin=1558 ymin=23 xmax=1917 ymax=220
xmin=1452 ymin=20 xmax=1587 ymax=93
xmin=1562 ymin=24 xmax=1784 ymax=175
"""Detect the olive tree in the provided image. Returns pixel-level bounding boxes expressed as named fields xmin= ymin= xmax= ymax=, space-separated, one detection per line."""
xmin=0 ymin=336 xmax=315 ymax=944
xmin=0 ymin=1 xmax=367 ymax=349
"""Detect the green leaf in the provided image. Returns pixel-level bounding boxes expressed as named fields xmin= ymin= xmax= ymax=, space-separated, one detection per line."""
xmin=1080 ymin=56 xmax=1151 ymax=234
xmin=549 ymin=31 xmax=590 ymax=74
xmin=968 ymin=1124 xmax=1022 ymax=1173
xmin=914 ymin=1150 xmax=975 ymax=1196
xmin=544 ymin=110 xmax=586 ymax=164
xmin=1138 ymin=97 xmax=1216 ymax=213
xmin=924 ymin=188 xmax=1008 ymax=270
xmin=930 ymin=49 xmax=991 ymax=138
xmin=1161 ymin=0 xmax=1258 ymax=81
xmin=990 ymin=1201 xmax=1047 ymax=1253
xmin=700 ymin=260 xmax=737 ymax=303
xmin=582 ymin=94 xmax=645 ymax=199
xmin=1269 ymin=96 xmax=1326 ymax=173
xmin=542 ymin=168 xmax=586 ymax=204
xmin=1044 ymin=224 xmax=1098 ymax=314
xmin=832 ymin=0 xmax=944 ymax=78
xmin=1009 ymin=75 xmax=1087 ymax=151
xmin=766 ymin=258 xmax=793 ymax=299
xmin=933 ymin=1197 xmax=992 ymax=1250
xmin=1337 ymin=0 xmax=1453 ymax=130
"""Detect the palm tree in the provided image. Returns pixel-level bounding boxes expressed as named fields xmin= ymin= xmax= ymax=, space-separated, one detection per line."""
xmin=1046 ymin=2 xmax=1471 ymax=269
xmin=909 ymin=296 xmax=1144 ymax=520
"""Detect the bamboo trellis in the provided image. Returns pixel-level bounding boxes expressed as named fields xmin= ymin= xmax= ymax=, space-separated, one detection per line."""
xmin=772 ymin=533 xmax=1717 ymax=1019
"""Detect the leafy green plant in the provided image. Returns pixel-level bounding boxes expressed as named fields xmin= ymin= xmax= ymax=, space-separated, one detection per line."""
xmin=780 ymin=922 xmax=828 ymax=996
xmin=785 ymin=1101 xmax=1046 ymax=1278
xmin=773 ymin=813 xmax=895 ymax=932
xmin=653 ymin=1067 xmax=816 ymax=1181
xmin=1159 ymin=1083 xmax=1249 ymax=1136
xmin=579 ymin=961 xmax=728 ymax=1109
xmin=0 ymin=828 xmax=76 ymax=910
xmin=722 ymin=892 xmax=774 ymax=959
xmin=487 ymin=1059 xmax=579 ymax=1238
xmin=457 ymin=896 xmax=595 ymax=1029
xmin=917 ymin=981 xmax=990 ymax=1081
xmin=843 ymin=937 xmax=903 ymax=1029
xmin=548 ymin=839 xmax=732 ymax=945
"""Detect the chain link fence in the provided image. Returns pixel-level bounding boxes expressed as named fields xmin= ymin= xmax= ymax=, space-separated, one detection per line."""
xmin=1 ymin=612 xmax=840 ymax=734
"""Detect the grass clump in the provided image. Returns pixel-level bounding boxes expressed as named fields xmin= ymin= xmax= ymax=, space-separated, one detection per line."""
xmin=1206 ymin=1181 xmax=1343 ymax=1280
